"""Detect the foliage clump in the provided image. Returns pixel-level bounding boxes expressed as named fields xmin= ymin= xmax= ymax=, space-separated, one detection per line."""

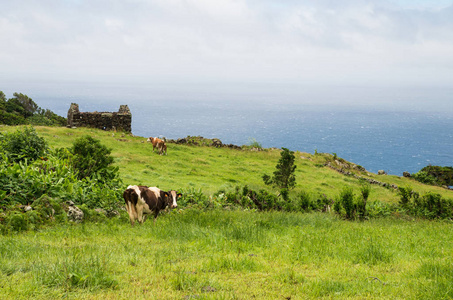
xmin=68 ymin=135 xmax=117 ymax=182
xmin=333 ymin=184 xmax=370 ymax=220
xmin=413 ymin=165 xmax=453 ymax=187
xmin=0 ymin=126 xmax=49 ymax=163
xmin=398 ymin=187 xmax=453 ymax=219
xmin=0 ymin=127 xmax=123 ymax=233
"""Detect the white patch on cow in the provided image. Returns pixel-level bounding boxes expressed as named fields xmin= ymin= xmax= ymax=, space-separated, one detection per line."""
xmin=147 ymin=187 xmax=161 ymax=199
xmin=127 ymin=185 xmax=141 ymax=198
xmin=169 ymin=190 xmax=178 ymax=208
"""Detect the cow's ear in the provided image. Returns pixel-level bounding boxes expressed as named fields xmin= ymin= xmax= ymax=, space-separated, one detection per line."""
xmin=177 ymin=193 xmax=182 ymax=198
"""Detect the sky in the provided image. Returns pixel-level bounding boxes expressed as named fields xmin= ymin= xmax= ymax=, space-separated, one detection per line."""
xmin=1 ymin=0 xmax=453 ymax=97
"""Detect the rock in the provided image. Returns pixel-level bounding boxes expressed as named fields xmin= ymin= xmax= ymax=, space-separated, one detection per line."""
xmin=176 ymin=137 xmax=187 ymax=144
xmin=24 ymin=205 xmax=33 ymax=212
xmin=211 ymin=138 xmax=223 ymax=148
xmin=66 ymin=201 xmax=84 ymax=223
xmin=403 ymin=172 xmax=411 ymax=178
xmin=378 ymin=170 xmax=387 ymax=175
xmin=95 ymin=208 xmax=107 ymax=215
xmin=106 ymin=210 xmax=119 ymax=217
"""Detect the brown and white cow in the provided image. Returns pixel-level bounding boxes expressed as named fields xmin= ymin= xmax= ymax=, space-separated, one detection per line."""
xmin=146 ymin=137 xmax=163 ymax=153
xmin=123 ymin=185 xmax=179 ymax=225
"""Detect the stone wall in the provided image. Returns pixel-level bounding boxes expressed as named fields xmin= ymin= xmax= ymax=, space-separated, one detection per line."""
xmin=67 ymin=103 xmax=132 ymax=132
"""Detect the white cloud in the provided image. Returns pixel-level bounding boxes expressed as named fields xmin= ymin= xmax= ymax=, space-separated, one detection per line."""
xmin=0 ymin=0 xmax=452 ymax=88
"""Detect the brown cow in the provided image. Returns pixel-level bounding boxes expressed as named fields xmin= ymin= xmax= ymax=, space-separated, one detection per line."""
xmin=146 ymin=137 xmax=163 ymax=153
xmin=123 ymin=185 xmax=178 ymax=225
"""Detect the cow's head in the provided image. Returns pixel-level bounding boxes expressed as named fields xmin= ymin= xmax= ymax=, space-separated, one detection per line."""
xmin=168 ymin=190 xmax=181 ymax=209
xmin=146 ymin=137 xmax=153 ymax=143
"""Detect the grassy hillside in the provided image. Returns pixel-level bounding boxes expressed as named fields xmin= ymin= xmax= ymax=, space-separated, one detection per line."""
xmin=11 ymin=125 xmax=451 ymax=203
xmin=1 ymin=125 xmax=453 ymax=299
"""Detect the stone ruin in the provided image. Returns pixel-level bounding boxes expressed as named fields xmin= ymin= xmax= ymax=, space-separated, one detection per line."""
xmin=67 ymin=103 xmax=132 ymax=132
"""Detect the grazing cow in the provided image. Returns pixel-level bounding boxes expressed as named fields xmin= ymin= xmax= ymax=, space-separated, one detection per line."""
xmin=146 ymin=137 xmax=163 ymax=153
xmin=157 ymin=140 xmax=167 ymax=155
xmin=123 ymin=185 xmax=178 ymax=225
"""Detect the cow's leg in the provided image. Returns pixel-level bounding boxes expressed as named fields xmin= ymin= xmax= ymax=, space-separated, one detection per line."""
xmin=136 ymin=205 xmax=144 ymax=224
xmin=126 ymin=203 xmax=136 ymax=226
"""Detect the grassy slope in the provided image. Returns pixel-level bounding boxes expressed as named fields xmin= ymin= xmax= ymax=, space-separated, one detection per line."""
xmin=1 ymin=125 xmax=453 ymax=299
xmin=14 ymin=125 xmax=452 ymax=202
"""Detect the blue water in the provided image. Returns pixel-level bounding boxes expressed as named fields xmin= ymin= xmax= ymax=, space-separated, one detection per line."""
xmin=9 ymin=84 xmax=452 ymax=176
xmin=129 ymin=100 xmax=453 ymax=176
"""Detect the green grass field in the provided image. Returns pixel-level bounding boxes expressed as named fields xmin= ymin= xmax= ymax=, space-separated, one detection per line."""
xmin=1 ymin=211 xmax=452 ymax=299
xmin=1 ymin=125 xmax=452 ymax=299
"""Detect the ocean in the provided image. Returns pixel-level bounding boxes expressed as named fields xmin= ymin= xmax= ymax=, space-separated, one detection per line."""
xmin=7 ymin=84 xmax=453 ymax=176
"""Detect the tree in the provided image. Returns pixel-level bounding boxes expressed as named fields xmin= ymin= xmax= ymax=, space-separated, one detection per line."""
xmin=12 ymin=92 xmax=38 ymax=117
xmin=0 ymin=91 xmax=6 ymax=110
xmin=263 ymin=147 xmax=297 ymax=190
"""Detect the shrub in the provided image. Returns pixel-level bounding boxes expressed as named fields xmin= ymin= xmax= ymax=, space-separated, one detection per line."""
xmin=0 ymin=153 xmax=77 ymax=206
xmin=335 ymin=187 xmax=356 ymax=219
xmin=397 ymin=186 xmax=417 ymax=208
xmin=178 ymin=187 xmax=209 ymax=208
xmin=0 ymin=111 xmax=26 ymax=125
xmin=0 ymin=150 xmax=122 ymax=212
xmin=357 ymin=184 xmax=371 ymax=220
xmin=413 ymin=165 xmax=453 ymax=186
xmin=367 ymin=200 xmax=393 ymax=218
xmin=334 ymin=186 xmax=369 ymax=220
xmin=412 ymin=171 xmax=436 ymax=185
xmin=295 ymin=191 xmax=312 ymax=212
xmin=0 ymin=126 xmax=48 ymax=163
xmin=398 ymin=187 xmax=452 ymax=219
xmin=70 ymin=135 xmax=116 ymax=182
xmin=313 ymin=193 xmax=333 ymax=212
xmin=413 ymin=193 xmax=453 ymax=219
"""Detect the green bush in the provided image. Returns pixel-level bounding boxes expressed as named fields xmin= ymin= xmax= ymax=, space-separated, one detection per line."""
xmin=412 ymin=171 xmax=436 ymax=185
xmin=0 ymin=147 xmax=122 ymax=213
xmin=70 ymin=135 xmax=116 ymax=182
xmin=398 ymin=187 xmax=452 ymax=219
xmin=413 ymin=165 xmax=453 ymax=186
xmin=178 ymin=187 xmax=209 ymax=208
xmin=366 ymin=200 xmax=393 ymax=218
xmin=294 ymin=190 xmax=312 ymax=212
xmin=0 ymin=111 xmax=26 ymax=125
xmin=0 ymin=152 xmax=77 ymax=205
xmin=334 ymin=186 xmax=370 ymax=220
xmin=334 ymin=187 xmax=355 ymax=219
xmin=6 ymin=212 xmax=28 ymax=232
xmin=0 ymin=126 xmax=48 ymax=163
xmin=413 ymin=192 xmax=453 ymax=219
xmin=357 ymin=184 xmax=371 ymax=220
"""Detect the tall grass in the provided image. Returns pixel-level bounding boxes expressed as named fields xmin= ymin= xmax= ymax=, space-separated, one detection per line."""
xmin=1 ymin=210 xmax=452 ymax=299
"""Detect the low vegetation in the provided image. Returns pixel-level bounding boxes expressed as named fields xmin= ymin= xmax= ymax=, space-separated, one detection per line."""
xmin=1 ymin=124 xmax=452 ymax=299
